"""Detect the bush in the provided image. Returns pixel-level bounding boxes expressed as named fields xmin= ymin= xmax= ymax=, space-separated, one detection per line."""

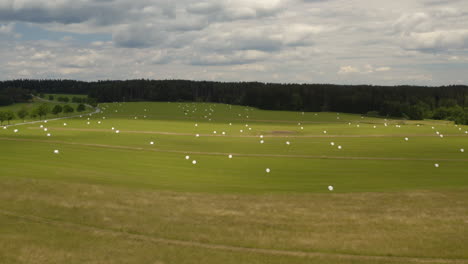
xmin=52 ymin=105 xmax=63 ymax=116
xmin=17 ymin=107 xmax=28 ymax=121
xmin=77 ymin=103 xmax=86 ymax=112
xmin=407 ymin=105 xmax=424 ymax=120
xmin=63 ymin=105 xmax=74 ymax=113
xmin=366 ymin=111 xmax=379 ymax=117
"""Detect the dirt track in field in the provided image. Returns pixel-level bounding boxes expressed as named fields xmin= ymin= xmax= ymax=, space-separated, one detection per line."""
xmin=1 ymin=137 xmax=467 ymax=162
xmin=25 ymin=127 xmax=468 ymax=138
xmin=0 ymin=209 xmax=465 ymax=263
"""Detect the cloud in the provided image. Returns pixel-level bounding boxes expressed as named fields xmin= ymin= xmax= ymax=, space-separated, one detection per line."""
xmin=423 ymin=0 xmax=462 ymax=6
xmin=0 ymin=23 xmax=13 ymax=34
xmin=190 ymin=50 xmax=269 ymax=66
xmin=401 ymin=30 xmax=468 ymax=52
xmin=31 ymin=50 xmax=56 ymax=60
xmin=338 ymin=66 xmax=359 ymax=74
xmin=0 ymin=0 xmax=174 ymax=26
xmin=338 ymin=65 xmax=392 ymax=74
xmin=186 ymin=0 xmax=288 ymax=20
xmin=112 ymin=24 xmax=167 ymax=48
xmin=393 ymin=9 xmax=468 ymax=52
xmin=186 ymin=2 xmax=222 ymax=14
xmin=375 ymin=66 xmax=391 ymax=72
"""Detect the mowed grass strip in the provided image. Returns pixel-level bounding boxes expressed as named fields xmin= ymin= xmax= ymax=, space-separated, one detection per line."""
xmin=0 ymin=140 xmax=466 ymax=193
xmin=1 ymin=136 xmax=467 ymax=162
xmin=2 ymin=117 xmax=467 ymax=160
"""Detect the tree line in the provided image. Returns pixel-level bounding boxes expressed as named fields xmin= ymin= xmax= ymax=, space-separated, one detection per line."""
xmin=1 ymin=79 xmax=467 ymax=124
xmin=45 ymin=94 xmax=88 ymax=104
xmin=0 ymin=86 xmax=32 ymax=106
xmin=0 ymin=103 xmax=87 ymax=125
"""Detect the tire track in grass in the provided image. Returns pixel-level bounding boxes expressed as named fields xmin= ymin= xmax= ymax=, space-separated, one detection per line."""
xmin=25 ymin=127 xmax=468 ymax=138
xmin=1 ymin=137 xmax=467 ymax=162
xmin=0 ymin=209 xmax=465 ymax=263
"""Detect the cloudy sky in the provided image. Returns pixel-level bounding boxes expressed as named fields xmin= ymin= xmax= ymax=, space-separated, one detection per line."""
xmin=1 ymin=0 xmax=467 ymax=85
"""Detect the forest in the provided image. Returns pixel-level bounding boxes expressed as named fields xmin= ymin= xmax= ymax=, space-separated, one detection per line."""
xmin=1 ymin=79 xmax=467 ymax=124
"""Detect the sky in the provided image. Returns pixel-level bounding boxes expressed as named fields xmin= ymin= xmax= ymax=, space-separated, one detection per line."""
xmin=0 ymin=0 xmax=467 ymax=85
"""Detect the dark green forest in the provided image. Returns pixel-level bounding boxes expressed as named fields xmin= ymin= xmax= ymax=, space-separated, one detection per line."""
xmin=1 ymin=79 xmax=467 ymax=124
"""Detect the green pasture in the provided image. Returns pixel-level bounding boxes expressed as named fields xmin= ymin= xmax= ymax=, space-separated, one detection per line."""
xmin=0 ymin=101 xmax=467 ymax=263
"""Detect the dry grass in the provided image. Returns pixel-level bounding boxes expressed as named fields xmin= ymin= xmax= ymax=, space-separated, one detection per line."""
xmin=0 ymin=177 xmax=467 ymax=263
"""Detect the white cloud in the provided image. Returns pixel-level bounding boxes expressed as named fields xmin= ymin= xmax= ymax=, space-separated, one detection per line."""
xmin=31 ymin=50 xmax=56 ymax=60
xmin=0 ymin=23 xmax=13 ymax=34
xmin=338 ymin=65 xmax=392 ymax=74
xmin=338 ymin=66 xmax=359 ymax=74
xmin=375 ymin=66 xmax=391 ymax=72
xmin=401 ymin=30 xmax=468 ymax=52
xmin=393 ymin=8 xmax=468 ymax=52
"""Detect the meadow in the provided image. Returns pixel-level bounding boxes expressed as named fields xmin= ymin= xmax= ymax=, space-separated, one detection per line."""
xmin=0 ymin=99 xmax=467 ymax=264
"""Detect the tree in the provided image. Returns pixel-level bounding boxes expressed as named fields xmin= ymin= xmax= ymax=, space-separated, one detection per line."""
xmin=4 ymin=111 xmax=15 ymax=125
xmin=407 ymin=105 xmax=425 ymax=120
xmin=366 ymin=111 xmax=379 ymax=117
xmin=63 ymin=105 xmax=74 ymax=114
xmin=48 ymin=95 xmax=55 ymax=101
xmin=17 ymin=107 xmax=29 ymax=122
xmin=57 ymin=96 xmax=70 ymax=103
xmin=52 ymin=105 xmax=63 ymax=116
xmin=433 ymin=107 xmax=449 ymax=120
xmin=72 ymin=97 xmax=84 ymax=103
xmin=34 ymin=104 xmax=50 ymax=119
xmin=0 ymin=112 xmax=5 ymax=125
xmin=77 ymin=103 xmax=86 ymax=112
xmin=0 ymin=95 xmax=13 ymax=106
xmin=86 ymin=97 xmax=98 ymax=107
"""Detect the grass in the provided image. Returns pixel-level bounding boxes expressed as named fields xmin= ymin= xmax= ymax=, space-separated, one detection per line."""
xmin=0 ymin=101 xmax=467 ymax=263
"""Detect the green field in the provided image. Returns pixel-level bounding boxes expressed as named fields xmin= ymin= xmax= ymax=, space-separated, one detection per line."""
xmin=0 ymin=101 xmax=467 ymax=263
